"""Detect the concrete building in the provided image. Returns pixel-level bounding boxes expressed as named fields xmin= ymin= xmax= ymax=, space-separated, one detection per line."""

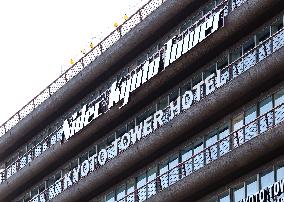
xmin=0 ymin=0 xmax=284 ymax=201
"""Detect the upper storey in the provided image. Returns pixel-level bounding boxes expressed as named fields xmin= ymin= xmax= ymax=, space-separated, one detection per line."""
xmin=0 ymin=0 xmax=212 ymax=161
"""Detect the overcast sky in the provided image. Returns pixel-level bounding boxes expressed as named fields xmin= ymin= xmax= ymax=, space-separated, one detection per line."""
xmin=0 ymin=0 xmax=147 ymax=125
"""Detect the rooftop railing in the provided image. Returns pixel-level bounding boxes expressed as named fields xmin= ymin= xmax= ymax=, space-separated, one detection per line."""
xmin=0 ymin=0 xmax=168 ymax=137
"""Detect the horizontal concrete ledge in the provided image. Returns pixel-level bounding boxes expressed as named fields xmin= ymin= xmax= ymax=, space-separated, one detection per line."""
xmin=49 ymin=45 xmax=284 ymax=201
xmin=1 ymin=1 xmax=284 ymax=200
xmin=147 ymin=120 xmax=284 ymax=202
xmin=0 ymin=0 xmax=209 ymax=162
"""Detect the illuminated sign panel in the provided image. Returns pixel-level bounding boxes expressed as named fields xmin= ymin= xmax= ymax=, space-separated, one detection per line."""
xmin=63 ymin=9 xmax=225 ymax=141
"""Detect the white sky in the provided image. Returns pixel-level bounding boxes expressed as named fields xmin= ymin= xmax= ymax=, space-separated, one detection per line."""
xmin=0 ymin=0 xmax=147 ymax=125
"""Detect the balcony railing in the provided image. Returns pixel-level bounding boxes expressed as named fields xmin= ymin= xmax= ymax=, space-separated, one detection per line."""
xmin=27 ymin=25 xmax=284 ymax=201
xmin=0 ymin=0 xmax=168 ymax=137
xmin=116 ymin=103 xmax=284 ymax=202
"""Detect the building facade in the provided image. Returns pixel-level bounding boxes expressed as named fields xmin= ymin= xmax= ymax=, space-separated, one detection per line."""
xmin=0 ymin=0 xmax=284 ymax=201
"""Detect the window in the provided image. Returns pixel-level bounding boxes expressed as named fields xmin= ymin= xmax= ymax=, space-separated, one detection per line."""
xmin=243 ymin=38 xmax=255 ymax=54
xmin=232 ymin=114 xmax=244 ymax=147
xmin=233 ymin=185 xmax=245 ymax=202
xmin=168 ymin=156 xmax=179 ymax=185
xmin=206 ymin=132 xmax=218 ymax=163
xmin=277 ymin=165 xmax=284 ymax=181
xmin=275 ymin=89 xmax=284 ymax=124
xmin=277 ymin=165 xmax=284 ymax=199
xmin=193 ymin=142 xmax=204 ymax=170
xmin=244 ymin=106 xmax=257 ymax=140
xmin=260 ymin=169 xmax=275 ymax=201
xmin=260 ymin=169 xmax=274 ymax=189
xmin=181 ymin=147 xmax=193 ymax=177
xmin=147 ymin=167 xmax=157 ymax=197
xmin=243 ymin=37 xmax=257 ymax=71
xmin=257 ymin=27 xmax=272 ymax=61
xmin=219 ymin=192 xmax=230 ymax=202
xmin=230 ymin=46 xmax=243 ymax=78
xmin=271 ymin=17 xmax=284 ymax=34
xmin=106 ymin=191 xmax=115 ymax=202
xmin=159 ymin=163 xmax=169 ymax=191
xmin=126 ymin=180 xmax=135 ymax=201
xmin=203 ymin=64 xmax=217 ymax=79
xmin=137 ymin=173 xmax=147 ymax=201
xmin=259 ymin=96 xmax=273 ymax=133
xmin=246 ymin=177 xmax=258 ymax=197
xmin=116 ymin=185 xmax=126 ymax=201
xmin=219 ymin=126 xmax=230 ymax=156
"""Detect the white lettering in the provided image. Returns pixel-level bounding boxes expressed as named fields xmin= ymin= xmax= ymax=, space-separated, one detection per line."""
xmin=153 ymin=110 xmax=163 ymax=130
xmin=205 ymin=73 xmax=216 ymax=95
xmin=98 ymin=149 xmax=108 ymax=166
xmin=182 ymin=90 xmax=194 ymax=110
xmin=120 ymin=133 xmax=131 ymax=151
xmin=81 ymin=160 xmax=90 ymax=177
xmin=143 ymin=115 xmax=153 ymax=137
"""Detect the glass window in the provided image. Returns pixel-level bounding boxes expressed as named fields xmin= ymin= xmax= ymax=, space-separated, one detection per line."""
xmin=259 ymin=96 xmax=273 ymax=133
xmin=242 ymin=37 xmax=257 ymax=71
xmin=180 ymin=82 xmax=191 ymax=96
xmin=137 ymin=173 xmax=147 ymax=201
xmin=260 ymin=96 xmax=273 ymax=115
xmin=277 ymin=165 xmax=284 ymax=181
xmin=203 ymin=1 xmax=214 ymax=14
xmin=260 ymin=170 xmax=275 ymax=189
xmin=168 ymin=156 xmax=179 ymax=185
xmin=116 ymin=185 xmax=126 ymax=201
xmin=261 ymin=169 xmax=275 ymax=201
xmin=192 ymin=11 xmax=202 ymax=25
xmin=169 ymin=89 xmax=179 ymax=103
xmin=257 ymin=27 xmax=270 ymax=43
xmin=217 ymin=56 xmax=228 ymax=70
xmin=126 ymin=180 xmax=135 ymax=202
xmin=206 ymin=132 xmax=218 ymax=163
xmin=193 ymin=142 xmax=204 ymax=170
xmin=147 ymin=167 xmax=157 ymax=197
xmin=159 ymin=163 xmax=169 ymax=189
xmin=219 ymin=192 xmax=230 ymax=202
xmin=181 ymin=147 xmax=193 ymax=177
xmin=233 ymin=185 xmax=245 ymax=202
xmin=243 ymin=38 xmax=255 ymax=54
xmin=230 ymin=46 xmax=242 ymax=63
xmin=271 ymin=17 xmax=284 ymax=34
xmin=275 ymin=89 xmax=284 ymax=125
xmin=158 ymin=96 xmax=168 ymax=111
xmin=232 ymin=114 xmax=244 ymax=147
xmin=246 ymin=177 xmax=258 ymax=197
xmin=275 ymin=89 xmax=284 ymax=107
xmin=244 ymin=106 xmax=257 ymax=140
xmin=203 ymin=64 xmax=216 ymax=78
xmin=231 ymin=46 xmax=243 ymax=78
xmin=106 ymin=191 xmax=115 ymax=202
xmin=277 ymin=165 xmax=284 ymax=199
xmin=219 ymin=126 xmax=230 ymax=156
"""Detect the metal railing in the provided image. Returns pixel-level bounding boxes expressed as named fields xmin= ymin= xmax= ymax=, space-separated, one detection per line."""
xmin=117 ymin=103 xmax=284 ymax=202
xmin=0 ymin=127 xmax=63 ymax=184
xmin=27 ymin=25 xmax=284 ymax=201
xmin=0 ymin=0 xmax=167 ymax=137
